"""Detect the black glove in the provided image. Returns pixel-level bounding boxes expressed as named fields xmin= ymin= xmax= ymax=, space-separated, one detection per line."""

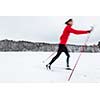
xmin=88 ymin=30 xmax=92 ymax=33
xmin=88 ymin=27 xmax=94 ymax=33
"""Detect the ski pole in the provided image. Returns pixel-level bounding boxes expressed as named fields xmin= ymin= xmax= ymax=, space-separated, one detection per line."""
xmin=42 ymin=51 xmax=56 ymax=63
xmin=68 ymin=26 xmax=94 ymax=81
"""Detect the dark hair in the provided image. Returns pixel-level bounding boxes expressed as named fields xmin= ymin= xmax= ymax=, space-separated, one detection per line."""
xmin=65 ymin=19 xmax=73 ymax=25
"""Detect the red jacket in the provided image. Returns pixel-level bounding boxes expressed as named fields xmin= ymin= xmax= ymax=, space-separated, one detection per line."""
xmin=59 ymin=25 xmax=89 ymax=45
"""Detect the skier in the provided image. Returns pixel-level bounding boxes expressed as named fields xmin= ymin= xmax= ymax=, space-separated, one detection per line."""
xmin=46 ymin=19 xmax=93 ymax=70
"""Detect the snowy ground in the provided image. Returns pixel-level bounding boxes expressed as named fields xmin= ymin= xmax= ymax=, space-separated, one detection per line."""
xmin=0 ymin=52 xmax=100 ymax=82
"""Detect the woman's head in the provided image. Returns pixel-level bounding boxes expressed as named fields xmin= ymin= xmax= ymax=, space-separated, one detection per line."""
xmin=65 ymin=19 xmax=73 ymax=26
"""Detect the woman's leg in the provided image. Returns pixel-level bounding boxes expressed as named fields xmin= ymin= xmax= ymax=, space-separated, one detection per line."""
xmin=64 ymin=46 xmax=70 ymax=67
xmin=49 ymin=48 xmax=62 ymax=65
xmin=46 ymin=44 xmax=64 ymax=69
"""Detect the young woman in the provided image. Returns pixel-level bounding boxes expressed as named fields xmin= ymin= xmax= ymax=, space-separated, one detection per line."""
xmin=46 ymin=19 xmax=92 ymax=70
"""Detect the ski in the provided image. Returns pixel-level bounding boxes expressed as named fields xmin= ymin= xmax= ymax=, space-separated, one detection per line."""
xmin=46 ymin=66 xmax=72 ymax=71
xmin=66 ymin=68 xmax=72 ymax=70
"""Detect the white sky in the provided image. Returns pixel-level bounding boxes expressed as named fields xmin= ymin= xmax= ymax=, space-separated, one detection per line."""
xmin=0 ymin=16 xmax=99 ymax=45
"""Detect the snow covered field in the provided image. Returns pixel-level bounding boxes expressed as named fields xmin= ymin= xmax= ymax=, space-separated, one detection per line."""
xmin=0 ymin=52 xmax=100 ymax=82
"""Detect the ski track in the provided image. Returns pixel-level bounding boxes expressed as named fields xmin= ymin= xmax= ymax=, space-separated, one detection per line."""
xmin=0 ymin=52 xmax=100 ymax=82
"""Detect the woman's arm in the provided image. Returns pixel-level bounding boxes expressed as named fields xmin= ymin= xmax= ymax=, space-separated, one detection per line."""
xmin=70 ymin=28 xmax=90 ymax=35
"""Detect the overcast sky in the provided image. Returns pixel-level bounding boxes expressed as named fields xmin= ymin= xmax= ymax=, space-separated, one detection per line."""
xmin=0 ymin=16 xmax=99 ymax=45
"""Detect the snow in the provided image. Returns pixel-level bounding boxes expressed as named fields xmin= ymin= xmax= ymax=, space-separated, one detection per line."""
xmin=0 ymin=52 xmax=100 ymax=82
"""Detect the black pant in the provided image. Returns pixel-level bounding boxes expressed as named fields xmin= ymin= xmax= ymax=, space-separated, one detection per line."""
xmin=49 ymin=44 xmax=70 ymax=66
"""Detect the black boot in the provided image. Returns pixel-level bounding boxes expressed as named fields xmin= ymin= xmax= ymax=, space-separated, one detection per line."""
xmin=46 ymin=64 xmax=51 ymax=70
xmin=66 ymin=64 xmax=72 ymax=70
xmin=67 ymin=64 xmax=69 ymax=67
